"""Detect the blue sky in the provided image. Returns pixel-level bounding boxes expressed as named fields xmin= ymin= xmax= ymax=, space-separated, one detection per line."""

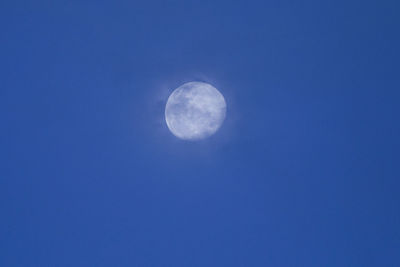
xmin=1 ymin=0 xmax=399 ymax=266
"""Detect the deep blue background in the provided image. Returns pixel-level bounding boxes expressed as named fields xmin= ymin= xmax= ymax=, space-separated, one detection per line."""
xmin=1 ymin=0 xmax=399 ymax=266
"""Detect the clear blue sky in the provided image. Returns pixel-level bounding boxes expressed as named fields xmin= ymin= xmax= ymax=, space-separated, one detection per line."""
xmin=1 ymin=0 xmax=399 ymax=266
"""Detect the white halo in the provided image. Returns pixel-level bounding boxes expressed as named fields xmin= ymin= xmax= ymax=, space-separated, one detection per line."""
xmin=165 ymin=82 xmax=226 ymax=140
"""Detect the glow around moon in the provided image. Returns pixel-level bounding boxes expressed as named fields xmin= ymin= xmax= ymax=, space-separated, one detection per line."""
xmin=165 ymin=82 xmax=226 ymax=140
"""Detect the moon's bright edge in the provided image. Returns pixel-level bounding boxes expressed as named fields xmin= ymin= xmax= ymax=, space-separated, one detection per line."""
xmin=165 ymin=82 xmax=226 ymax=140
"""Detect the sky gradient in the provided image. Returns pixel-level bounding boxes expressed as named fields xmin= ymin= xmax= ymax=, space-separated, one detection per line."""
xmin=1 ymin=0 xmax=400 ymax=266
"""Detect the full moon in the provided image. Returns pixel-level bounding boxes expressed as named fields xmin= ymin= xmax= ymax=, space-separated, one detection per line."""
xmin=165 ymin=82 xmax=226 ymax=140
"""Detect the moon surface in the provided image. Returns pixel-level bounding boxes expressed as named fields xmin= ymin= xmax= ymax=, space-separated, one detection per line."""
xmin=165 ymin=82 xmax=226 ymax=140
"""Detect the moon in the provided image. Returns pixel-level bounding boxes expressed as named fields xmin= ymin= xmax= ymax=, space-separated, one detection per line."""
xmin=165 ymin=82 xmax=227 ymax=140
